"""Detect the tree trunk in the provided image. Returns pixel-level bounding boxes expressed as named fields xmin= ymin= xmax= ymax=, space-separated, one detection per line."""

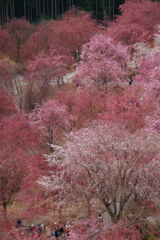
xmin=102 ymin=196 xmax=128 ymax=223
xmin=113 ymin=0 xmax=115 ymax=21
xmin=55 ymin=0 xmax=57 ymax=18
xmin=3 ymin=202 xmax=7 ymax=212
xmin=2 ymin=202 xmax=7 ymax=219
xmin=109 ymin=0 xmax=111 ymax=21
xmin=103 ymin=0 xmax=105 ymax=21
xmin=24 ymin=0 xmax=26 ymax=17
xmin=2 ymin=198 xmax=11 ymax=219
xmin=13 ymin=0 xmax=15 ymax=18
xmin=30 ymin=7 xmax=32 ymax=23
xmin=51 ymin=0 xmax=53 ymax=18
xmin=6 ymin=4 xmax=8 ymax=23
xmin=61 ymin=0 xmax=64 ymax=14
xmin=47 ymin=0 xmax=49 ymax=18
xmin=36 ymin=2 xmax=38 ymax=20
xmin=96 ymin=0 xmax=98 ymax=19
xmin=43 ymin=0 xmax=45 ymax=15
xmin=39 ymin=0 xmax=41 ymax=19
xmin=1 ymin=2 xmax=4 ymax=25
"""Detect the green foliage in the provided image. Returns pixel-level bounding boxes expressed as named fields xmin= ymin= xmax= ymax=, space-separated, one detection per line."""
xmin=146 ymin=237 xmax=157 ymax=240
xmin=155 ymin=221 xmax=160 ymax=229
xmin=26 ymin=0 xmax=39 ymax=8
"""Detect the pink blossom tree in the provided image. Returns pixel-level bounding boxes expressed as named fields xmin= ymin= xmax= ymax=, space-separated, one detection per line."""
xmin=29 ymin=99 xmax=74 ymax=150
xmin=39 ymin=122 xmax=159 ymax=223
xmin=26 ymin=52 xmax=65 ymax=82
xmin=0 ymin=87 xmax=17 ymax=118
xmin=72 ymin=87 xmax=106 ymax=129
xmin=0 ymin=115 xmax=42 ymax=216
xmin=49 ymin=8 xmax=97 ymax=64
xmin=0 ymin=28 xmax=14 ymax=59
xmin=24 ymin=52 xmax=66 ymax=112
xmin=108 ymin=0 xmax=160 ymax=45
xmin=26 ymin=8 xmax=97 ymax=66
xmin=133 ymin=28 xmax=160 ymax=133
xmin=98 ymin=84 xmax=154 ymax=133
xmin=0 ymin=60 xmax=16 ymax=96
xmin=5 ymin=18 xmax=33 ymax=63
xmin=68 ymin=219 xmax=141 ymax=240
xmin=0 ymin=59 xmax=27 ymax=112
xmin=55 ymin=87 xmax=106 ymax=129
xmin=25 ymin=20 xmax=54 ymax=59
xmin=75 ymin=34 xmax=129 ymax=91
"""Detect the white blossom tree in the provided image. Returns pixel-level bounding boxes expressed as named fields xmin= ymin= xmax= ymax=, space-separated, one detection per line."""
xmin=38 ymin=122 xmax=160 ymax=223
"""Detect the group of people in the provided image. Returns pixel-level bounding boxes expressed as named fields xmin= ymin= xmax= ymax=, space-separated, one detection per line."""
xmin=14 ymin=215 xmax=103 ymax=239
xmin=46 ymin=222 xmax=71 ymax=238
xmin=14 ymin=219 xmax=71 ymax=238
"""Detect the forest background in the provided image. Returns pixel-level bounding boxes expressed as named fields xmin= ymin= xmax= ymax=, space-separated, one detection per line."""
xmin=1 ymin=0 xmax=123 ymax=25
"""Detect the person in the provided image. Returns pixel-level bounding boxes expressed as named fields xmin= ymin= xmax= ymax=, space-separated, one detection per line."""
xmin=46 ymin=224 xmax=52 ymax=237
xmin=98 ymin=214 xmax=103 ymax=223
xmin=59 ymin=225 xmax=64 ymax=237
xmin=15 ymin=219 xmax=22 ymax=228
xmin=37 ymin=224 xmax=43 ymax=234
xmin=29 ymin=224 xmax=35 ymax=234
xmin=34 ymin=232 xmax=39 ymax=239
xmin=74 ymin=50 xmax=80 ymax=63
xmin=65 ymin=222 xmax=70 ymax=236
xmin=17 ymin=219 xmax=22 ymax=225
xmin=19 ymin=227 xmax=25 ymax=237
xmin=40 ymin=223 xmax=45 ymax=231
xmin=55 ymin=229 xmax=59 ymax=238
xmin=65 ymin=222 xmax=70 ymax=229
xmin=54 ymin=222 xmax=57 ymax=228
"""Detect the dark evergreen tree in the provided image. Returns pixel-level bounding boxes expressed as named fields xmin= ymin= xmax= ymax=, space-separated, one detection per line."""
xmin=0 ymin=0 xmax=124 ymax=25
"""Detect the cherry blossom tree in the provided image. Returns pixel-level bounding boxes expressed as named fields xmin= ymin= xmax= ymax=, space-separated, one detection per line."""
xmin=0 ymin=87 xmax=17 ymax=118
xmin=71 ymin=87 xmax=105 ymax=129
xmin=68 ymin=219 xmax=142 ymax=240
xmin=0 ymin=28 xmax=14 ymax=59
xmin=26 ymin=53 xmax=65 ymax=82
xmin=26 ymin=8 xmax=97 ymax=66
xmin=0 ymin=60 xmax=16 ymax=96
xmin=23 ymin=52 xmax=66 ymax=112
xmin=108 ymin=0 xmax=160 ymax=45
xmin=132 ymin=27 xmax=160 ymax=133
xmin=50 ymin=8 xmax=97 ymax=64
xmin=5 ymin=18 xmax=33 ymax=63
xmin=76 ymin=34 xmax=129 ymax=91
xmin=0 ymin=60 xmax=17 ymax=115
xmin=0 ymin=115 xmax=42 ymax=216
xmin=39 ymin=122 xmax=159 ymax=223
xmin=0 ymin=59 xmax=26 ymax=112
xmin=54 ymin=87 xmax=106 ymax=129
xmin=29 ymin=99 xmax=74 ymax=150
xmin=98 ymin=84 xmax=154 ymax=132
xmin=25 ymin=20 xmax=54 ymax=60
